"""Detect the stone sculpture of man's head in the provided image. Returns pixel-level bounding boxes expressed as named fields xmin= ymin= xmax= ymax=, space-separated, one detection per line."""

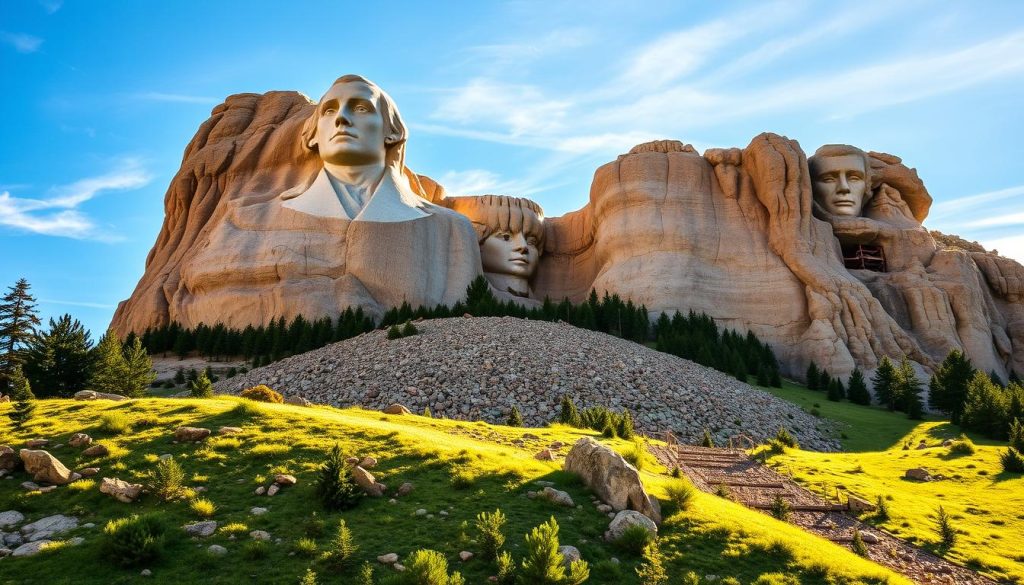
xmin=447 ymin=195 xmax=545 ymax=297
xmin=809 ymin=144 xmax=873 ymax=218
xmin=300 ymin=75 xmax=408 ymax=172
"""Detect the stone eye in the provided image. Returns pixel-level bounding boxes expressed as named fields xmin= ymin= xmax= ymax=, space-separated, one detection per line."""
xmin=502 ymin=234 xmax=511 ymax=241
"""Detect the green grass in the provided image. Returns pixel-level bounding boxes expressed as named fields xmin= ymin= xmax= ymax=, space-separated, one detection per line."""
xmin=758 ymin=380 xmax=1024 ymax=583
xmin=0 ymin=397 xmax=906 ymax=585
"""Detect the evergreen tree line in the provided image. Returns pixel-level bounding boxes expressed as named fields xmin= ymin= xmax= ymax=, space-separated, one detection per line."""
xmin=925 ymin=348 xmax=1024 ymax=441
xmin=139 ymin=276 xmax=783 ymax=384
xmin=654 ymin=311 xmax=783 ymax=387
xmin=0 ymin=278 xmax=155 ymax=400
xmin=805 ymin=357 xmax=922 ymax=418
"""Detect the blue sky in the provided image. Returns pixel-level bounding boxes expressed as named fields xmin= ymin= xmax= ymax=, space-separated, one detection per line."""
xmin=2 ymin=0 xmax=1024 ymax=339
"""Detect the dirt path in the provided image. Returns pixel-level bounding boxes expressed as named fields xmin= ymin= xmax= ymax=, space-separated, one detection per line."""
xmin=651 ymin=445 xmax=995 ymax=585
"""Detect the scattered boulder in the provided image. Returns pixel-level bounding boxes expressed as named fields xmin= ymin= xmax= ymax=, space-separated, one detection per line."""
xmin=563 ymin=438 xmax=662 ymax=524
xmin=249 ymin=530 xmax=271 ymax=541
xmin=0 ymin=547 xmax=10 ymax=557
xmin=605 ymin=510 xmax=658 ymax=542
xmin=916 ymin=440 xmax=928 ymax=450
xmin=378 ymin=553 xmax=399 ymax=564
xmin=250 ymin=507 xmax=267 ymax=515
xmin=217 ymin=426 xmax=243 ymax=436
xmin=383 ymin=403 xmax=411 ymax=415
xmin=184 ymin=521 xmax=218 ymax=538
xmin=20 ymin=515 xmax=78 ymax=541
xmin=207 ymin=544 xmax=227 ymax=556
xmin=73 ymin=390 xmax=128 ymax=401
xmin=100 ymin=477 xmax=143 ymax=503
xmin=0 ymin=510 xmax=25 ymax=528
xmin=254 ymin=486 xmax=266 ymax=496
xmin=459 ymin=551 xmax=474 ymax=562
xmin=351 ymin=466 xmax=385 ymax=497
xmin=847 ymin=494 xmax=876 ymax=513
xmin=941 ymin=439 xmax=954 ymax=447
xmin=396 ymin=482 xmax=414 ymax=497
xmin=359 ymin=456 xmax=377 ymax=469
xmin=558 ymin=545 xmax=581 ymax=566
xmin=20 ymin=481 xmax=40 ymax=491
xmin=905 ymin=468 xmax=932 ymax=481
xmin=266 ymin=484 xmax=280 ymax=497
xmin=0 ymin=445 xmax=16 ymax=471
xmin=858 ymin=530 xmax=879 ymax=544
xmin=68 ymin=433 xmax=92 ymax=448
xmin=285 ymin=395 xmax=312 ymax=407
xmin=274 ymin=474 xmax=297 ymax=486
xmin=19 ymin=450 xmax=74 ymax=485
xmin=12 ymin=540 xmax=52 ymax=557
xmin=79 ymin=467 xmax=100 ymax=477
xmin=535 ymin=449 xmax=557 ymax=461
xmin=174 ymin=427 xmax=211 ymax=442
xmin=82 ymin=444 xmax=110 ymax=457
xmin=345 ymin=456 xmax=360 ymax=466
xmin=25 ymin=439 xmax=49 ymax=449
xmin=542 ymin=487 xmax=575 ymax=507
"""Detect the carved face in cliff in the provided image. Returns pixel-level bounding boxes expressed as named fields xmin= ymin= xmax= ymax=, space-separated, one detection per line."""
xmin=481 ymin=230 xmax=540 ymax=278
xmin=810 ymin=147 xmax=870 ymax=218
xmin=305 ymin=81 xmax=396 ymax=167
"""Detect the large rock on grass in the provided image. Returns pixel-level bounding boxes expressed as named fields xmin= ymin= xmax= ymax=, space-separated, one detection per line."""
xmin=73 ymin=390 xmax=128 ymax=401
xmin=604 ymin=510 xmax=658 ymax=542
xmin=19 ymin=450 xmax=74 ymax=485
xmin=100 ymin=477 xmax=143 ymax=503
xmin=564 ymin=438 xmax=661 ymax=524
xmin=0 ymin=446 xmax=16 ymax=471
xmin=174 ymin=427 xmax=211 ymax=442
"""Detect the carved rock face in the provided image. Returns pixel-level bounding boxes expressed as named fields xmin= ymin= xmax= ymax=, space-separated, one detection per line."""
xmin=480 ymin=230 xmax=539 ymax=279
xmin=308 ymin=80 xmax=387 ymax=167
xmin=811 ymin=153 xmax=869 ymax=217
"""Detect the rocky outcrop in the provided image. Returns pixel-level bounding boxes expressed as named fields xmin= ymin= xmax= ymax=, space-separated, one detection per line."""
xmin=564 ymin=438 xmax=661 ymax=524
xmin=19 ymin=450 xmax=75 ymax=485
xmin=217 ymin=317 xmax=841 ymax=450
xmin=100 ymin=477 xmax=143 ymax=503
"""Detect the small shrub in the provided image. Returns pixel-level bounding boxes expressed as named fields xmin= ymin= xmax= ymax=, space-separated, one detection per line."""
xmin=774 ymin=427 xmax=798 ymax=449
xmin=701 ymin=428 xmax=714 ymax=448
xmin=151 ymin=458 xmax=186 ymax=501
xmin=496 ymin=550 xmax=517 ymax=585
xmin=323 ymin=519 xmax=358 ymax=570
xmin=357 ymin=562 xmax=374 ymax=585
xmin=190 ymin=498 xmax=217 ymax=518
xmin=292 ymin=537 xmax=318 ymax=558
xmin=635 ymin=540 xmax=668 ymax=585
xmin=475 ymin=509 xmax=507 ymax=560
xmin=670 ymin=467 xmax=682 ymax=478
xmin=232 ymin=399 xmax=265 ymax=419
xmin=617 ymin=408 xmax=635 ymax=439
xmin=316 ymin=444 xmax=363 ymax=511
xmin=249 ymin=443 xmax=290 ymax=457
xmin=770 ymin=495 xmax=792 ymax=521
xmin=242 ymin=540 xmax=269 ymax=560
xmin=601 ymin=423 xmax=617 ymax=438
xmin=450 ymin=468 xmax=477 ymax=490
xmin=304 ymin=513 xmax=326 ymax=538
xmin=615 ymin=523 xmax=654 ymax=555
xmin=623 ymin=439 xmax=646 ymax=471
xmin=404 ymin=549 xmax=465 ymax=584
xmin=423 ymin=406 xmax=432 ymax=418
xmin=937 ymin=505 xmax=956 ymax=551
xmin=875 ymin=495 xmax=890 ymax=521
xmin=666 ymin=479 xmax=695 ymax=512
xmin=68 ymin=478 xmax=96 ymax=492
xmin=948 ymin=435 xmax=976 ymax=455
xmin=507 ymin=406 xmax=524 ymax=427
xmin=387 ymin=325 xmax=402 ymax=340
xmin=851 ymin=531 xmax=869 ymax=557
xmin=101 ymin=514 xmax=167 ymax=567
xmin=99 ymin=412 xmax=131 ymax=435
xmin=240 ymin=384 xmax=283 ymax=403
xmin=299 ymin=568 xmax=318 ymax=585
xmin=219 ymin=522 xmax=248 ymax=535
xmin=189 ymin=372 xmax=214 ymax=398
xmin=714 ymin=484 xmax=732 ymax=499
xmin=752 ymin=573 xmax=800 ymax=585
xmin=520 ymin=517 xmax=589 ymax=585
xmin=402 ymin=320 xmax=419 ymax=336
xmin=1000 ymin=448 xmax=1024 ymax=473
xmin=1010 ymin=418 xmax=1024 ymax=452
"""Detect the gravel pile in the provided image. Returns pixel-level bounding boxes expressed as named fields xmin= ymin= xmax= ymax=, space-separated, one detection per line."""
xmin=217 ymin=317 xmax=840 ymax=451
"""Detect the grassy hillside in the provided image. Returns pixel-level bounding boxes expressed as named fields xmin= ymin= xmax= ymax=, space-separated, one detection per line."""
xmin=761 ymin=381 xmax=1024 ymax=583
xmin=0 ymin=397 xmax=904 ymax=585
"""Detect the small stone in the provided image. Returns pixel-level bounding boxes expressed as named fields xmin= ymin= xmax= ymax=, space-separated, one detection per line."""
xmin=141 ymin=569 xmax=152 ymax=577
xmin=345 ymin=456 xmax=360 ymax=466
xmin=174 ymin=427 xmax=211 ymax=442
xmin=83 ymin=523 xmax=95 ymax=529
xmin=439 ymin=510 xmax=448 ymax=517
xmin=207 ymin=544 xmax=227 ymax=556
xmin=388 ymin=498 xmax=397 ymax=504
xmin=250 ymin=507 xmax=268 ymax=515
xmin=249 ymin=530 xmax=271 ymax=541
xmin=378 ymin=552 xmax=399 ymax=564
xmin=382 ymin=403 xmax=411 ymax=415
xmin=415 ymin=509 xmax=427 ymax=516
xmin=427 ymin=514 xmax=434 ymax=519
xmin=359 ymin=456 xmax=378 ymax=468
xmin=79 ymin=467 xmax=100 ymax=477
xmin=393 ymin=563 xmax=406 ymax=572
xmin=68 ymin=537 xmax=84 ymax=546
xmin=396 ymin=482 xmax=414 ymax=497
xmin=534 ymin=449 xmax=557 ymax=461
xmin=68 ymin=433 xmax=92 ymax=448
xmin=459 ymin=550 xmax=474 ymax=562
xmin=218 ymin=426 xmax=243 ymax=435
xmin=38 ymin=485 xmax=57 ymax=494
xmin=857 ymin=531 xmax=879 ymax=544
xmin=267 ymin=484 xmax=280 ymax=497
xmin=184 ymin=521 xmax=218 ymax=538
xmin=255 ymin=486 xmax=266 ymax=496
xmin=100 ymin=477 xmax=143 ymax=503
xmin=159 ymin=454 xmax=173 ymax=461
xmin=0 ymin=510 xmax=25 ymax=528
xmin=25 ymin=439 xmax=49 ymax=449
xmin=542 ymin=486 xmax=574 ymax=507
xmin=82 ymin=444 xmax=110 ymax=457
xmin=558 ymin=545 xmax=581 ymax=566
xmin=274 ymin=474 xmax=296 ymax=486
xmin=12 ymin=540 xmax=52 ymax=557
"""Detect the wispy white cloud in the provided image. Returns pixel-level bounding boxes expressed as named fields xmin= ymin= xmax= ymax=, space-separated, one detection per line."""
xmin=463 ymin=27 xmax=595 ymax=68
xmin=131 ymin=92 xmax=220 ymax=105
xmin=431 ymin=79 xmax=572 ymax=137
xmin=40 ymin=298 xmax=116 ymax=309
xmin=977 ymin=234 xmax=1024 ymax=264
xmin=1 ymin=31 xmax=43 ymax=53
xmin=929 ymin=184 xmax=1024 ymax=221
xmin=0 ymin=158 xmax=151 ymax=240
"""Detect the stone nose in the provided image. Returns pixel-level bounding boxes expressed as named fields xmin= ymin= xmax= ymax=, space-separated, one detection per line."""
xmin=511 ymin=233 xmax=529 ymax=252
xmin=837 ymin=173 xmax=850 ymax=194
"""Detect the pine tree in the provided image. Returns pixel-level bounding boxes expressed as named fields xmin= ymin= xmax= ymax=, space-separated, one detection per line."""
xmin=188 ymin=371 xmax=213 ymax=398
xmin=847 ymin=368 xmax=871 ymax=405
xmin=519 ymin=517 xmax=589 ymax=585
xmin=617 ymin=408 xmax=635 ymax=439
xmin=936 ymin=505 xmax=956 ymax=551
xmin=121 ymin=336 xmax=156 ymax=398
xmin=0 ymin=278 xmax=41 ymax=393
xmin=1010 ymin=418 xmax=1024 ymax=453
xmin=896 ymin=358 xmax=924 ymax=418
xmin=635 ymin=540 xmax=668 ymax=585
xmin=929 ymin=349 xmax=976 ymax=424
xmin=7 ymin=365 xmax=36 ymax=428
xmin=872 ymin=357 xmax=897 ymax=409
xmin=701 ymin=428 xmax=714 ymax=448
xmin=89 ymin=330 xmax=127 ymax=395
xmin=316 ymin=444 xmax=363 ymax=511
xmin=558 ymin=395 xmax=581 ymax=427
xmin=769 ymin=367 xmax=783 ymax=388
xmin=756 ymin=365 xmax=769 ymax=387
xmin=23 ymin=314 xmax=94 ymax=397
xmin=173 ymin=368 xmax=185 ymax=385
xmin=507 ymin=406 xmax=524 ymax=427
xmin=325 ymin=519 xmax=358 ymax=570
xmin=826 ymin=377 xmax=843 ymax=402
xmin=805 ymin=362 xmax=820 ymax=390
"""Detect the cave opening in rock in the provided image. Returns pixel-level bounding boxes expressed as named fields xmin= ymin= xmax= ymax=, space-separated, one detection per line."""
xmin=843 ymin=244 xmax=887 ymax=272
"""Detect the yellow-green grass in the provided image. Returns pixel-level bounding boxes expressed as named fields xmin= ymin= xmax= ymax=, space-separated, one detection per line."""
xmin=759 ymin=383 xmax=1024 ymax=583
xmin=0 ymin=397 xmax=905 ymax=585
